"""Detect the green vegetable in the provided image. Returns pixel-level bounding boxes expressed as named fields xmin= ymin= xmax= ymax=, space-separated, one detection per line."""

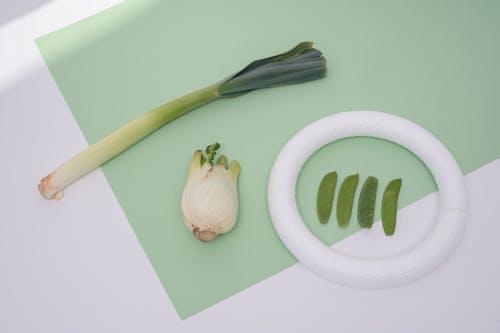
xmin=336 ymin=174 xmax=359 ymax=228
xmin=182 ymin=144 xmax=240 ymax=242
xmin=316 ymin=172 xmax=338 ymax=224
xmin=381 ymin=179 xmax=402 ymax=236
xmin=38 ymin=42 xmax=327 ymax=200
xmin=205 ymin=142 xmax=221 ymax=166
xmin=357 ymin=176 xmax=378 ymax=228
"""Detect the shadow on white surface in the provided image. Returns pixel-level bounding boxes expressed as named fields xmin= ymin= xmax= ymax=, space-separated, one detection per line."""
xmin=0 ymin=0 xmax=52 ymax=26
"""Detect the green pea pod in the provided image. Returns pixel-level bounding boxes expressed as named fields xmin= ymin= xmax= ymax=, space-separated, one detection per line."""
xmin=358 ymin=176 xmax=378 ymax=228
xmin=382 ymin=179 xmax=402 ymax=236
xmin=316 ymin=172 xmax=338 ymax=224
xmin=336 ymin=174 xmax=359 ymax=228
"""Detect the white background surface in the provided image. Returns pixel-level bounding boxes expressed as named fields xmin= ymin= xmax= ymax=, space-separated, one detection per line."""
xmin=1 ymin=1 xmax=499 ymax=332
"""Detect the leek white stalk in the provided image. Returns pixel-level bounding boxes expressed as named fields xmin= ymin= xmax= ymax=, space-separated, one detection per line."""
xmin=38 ymin=42 xmax=326 ymax=199
xmin=38 ymin=85 xmax=219 ymax=199
xmin=181 ymin=144 xmax=240 ymax=242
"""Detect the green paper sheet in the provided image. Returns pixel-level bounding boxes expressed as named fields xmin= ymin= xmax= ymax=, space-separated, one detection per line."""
xmin=36 ymin=0 xmax=500 ymax=318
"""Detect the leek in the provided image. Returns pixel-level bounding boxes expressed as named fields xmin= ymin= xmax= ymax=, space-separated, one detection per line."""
xmin=38 ymin=42 xmax=327 ymax=199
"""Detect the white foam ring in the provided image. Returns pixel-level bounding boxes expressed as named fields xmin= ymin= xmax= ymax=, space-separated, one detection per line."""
xmin=267 ymin=111 xmax=467 ymax=288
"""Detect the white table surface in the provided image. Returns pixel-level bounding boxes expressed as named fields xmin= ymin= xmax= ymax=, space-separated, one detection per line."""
xmin=2 ymin=1 xmax=499 ymax=332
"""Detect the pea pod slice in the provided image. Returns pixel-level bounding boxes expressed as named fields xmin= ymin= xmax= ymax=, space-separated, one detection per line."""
xmin=357 ymin=176 xmax=378 ymax=228
xmin=316 ymin=172 xmax=338 ymax=224
xmin=382 ymin=179 xmax=402 ymax=236
xmin=336 ymin=174 xmax=359 ymax=228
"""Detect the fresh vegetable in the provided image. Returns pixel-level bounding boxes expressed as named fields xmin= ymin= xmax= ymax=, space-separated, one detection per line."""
xmin=336 ymin=174 xmax=359 ymax=227
xmin=38 ymin=42 xmax=327 ymax=200
xmin=357 ymin=176 xmax=378 ymax=228
xmin=181 ymin=143 xmax=240 ymax=242
xmin=381 ymin=178 xmax=402 ymax=236
xmin=316 ymin=172 xmax=337 ymax=224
